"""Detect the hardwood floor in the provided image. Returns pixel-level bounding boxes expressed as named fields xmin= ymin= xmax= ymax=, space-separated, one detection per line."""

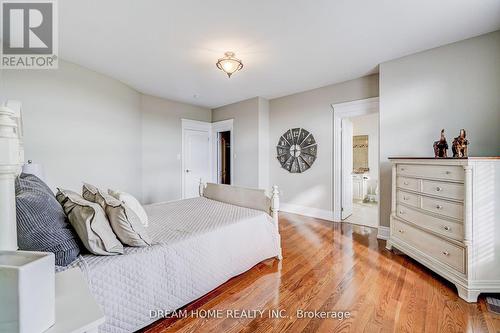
xmin=142 ymin=212 xmax=500 ymax=333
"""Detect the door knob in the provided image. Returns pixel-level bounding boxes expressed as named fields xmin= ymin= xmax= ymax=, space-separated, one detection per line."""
xmin=185 ymin=169 xmax=191 ymax=173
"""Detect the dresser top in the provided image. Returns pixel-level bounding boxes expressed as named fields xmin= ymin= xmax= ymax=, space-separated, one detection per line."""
xmin=388 ymin=157 xmax=500 ymax=160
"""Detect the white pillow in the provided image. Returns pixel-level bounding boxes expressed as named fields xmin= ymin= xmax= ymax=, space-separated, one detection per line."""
xmin=108 ymin=189 xmax=148 ymax=227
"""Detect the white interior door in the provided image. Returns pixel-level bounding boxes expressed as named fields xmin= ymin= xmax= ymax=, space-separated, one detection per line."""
xmin=341 ymin=118 xmax=353 ymax=219
xmin=183 ymin=129 xmax=210 ymax=199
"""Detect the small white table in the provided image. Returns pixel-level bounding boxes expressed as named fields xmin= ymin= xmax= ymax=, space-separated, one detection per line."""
xmin=45 ymin=268 xmax=105 ymax=333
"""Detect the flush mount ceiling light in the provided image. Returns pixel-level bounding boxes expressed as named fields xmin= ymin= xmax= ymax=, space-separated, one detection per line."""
xmin=216 ymin=51 xmax=243 ymax=78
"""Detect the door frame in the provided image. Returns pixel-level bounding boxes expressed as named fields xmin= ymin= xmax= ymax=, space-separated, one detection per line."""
xmin=181 ymin=119 xmax=212 ymax=199
xmin=331 ymin=97 xmax=379 ymax=222
xmin=211 ymin=119 xmax=234 ymax=185
xmin=340 ymin=117 xmax=354 ymax=220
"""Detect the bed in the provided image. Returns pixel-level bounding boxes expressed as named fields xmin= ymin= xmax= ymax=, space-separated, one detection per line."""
xmin=0 ymin=102 xmax=282 ymax=333
xmin=57 ymin=195 xmax=281 ymax=332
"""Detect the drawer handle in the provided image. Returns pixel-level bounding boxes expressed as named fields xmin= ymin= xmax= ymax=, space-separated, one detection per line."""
xmin=403 ymin=196 xmax=409 ymax=201
xmin=401 ymin=167 xmax=406 ymax=171
xmin=403 ymin=181 xmax=409 ymax=185
xmin=445 ymin=171 xmax=451 ymax=175
xmin=443 ymin=225 xmax=451 ymax=231
xmin=442 ymin=250 xmax=450 ymax=256
xmin=436 ymin=204 xmax=443 ymax=210
xmin=399 ymin=210 xmax=404 ymax=215
xmin=436 ymin=186 xmax=442 ymax=192
xmin=398 ymin=229 xmax=404 ymax=234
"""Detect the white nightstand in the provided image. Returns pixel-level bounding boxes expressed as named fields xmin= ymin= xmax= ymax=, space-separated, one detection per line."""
xmin=45 ymin=268 xmax=105 ymax=333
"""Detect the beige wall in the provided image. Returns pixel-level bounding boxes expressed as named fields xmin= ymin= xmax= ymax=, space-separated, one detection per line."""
xmin=0 ymin=61 xmax=143 ymax=199
xmin=379 ymin=30 xmax=500 ymax=227
xmin=269 ymin=74 xmax=379 ymax=213
xmin=4 ymin=30 xmax=497 ymax=218
xmin=141 ymin=94 xmax=211 ymax=204
xmin=258 ymin=97 xmax=270 ymax=190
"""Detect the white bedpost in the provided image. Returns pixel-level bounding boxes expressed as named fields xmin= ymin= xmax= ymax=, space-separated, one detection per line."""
xmin=198 ymin=178 xmax=205 ymax=197
xmin=6 ymin=100 xmax=24 ymax=164
xmin=0 ymin=105 xmax=22 ymax=251
xmin=271 ymin=185 xmax=282 ymax=260
xmin=271 ymin=185 xmax=280 ymax=223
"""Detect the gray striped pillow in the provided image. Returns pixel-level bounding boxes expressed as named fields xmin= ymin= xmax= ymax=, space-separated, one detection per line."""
xmin=15 ymin=173 xmax=81 ymax=266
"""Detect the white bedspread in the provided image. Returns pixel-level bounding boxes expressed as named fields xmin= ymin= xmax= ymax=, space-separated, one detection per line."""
xmin=58 ymin=197 xmax=281 ymax=333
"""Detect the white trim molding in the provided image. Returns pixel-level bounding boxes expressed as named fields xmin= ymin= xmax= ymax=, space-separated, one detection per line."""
xmin=280 ymin=203 xmax=334 ymax=222
xmin=331 ymin=97 xmax=379 ymax=223
xmin=377 ymin=226 xmax=390 ymax=240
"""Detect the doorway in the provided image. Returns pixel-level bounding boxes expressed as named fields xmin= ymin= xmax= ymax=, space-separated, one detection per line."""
xmin=211 ymin=119 xmax=234 ymax=185
xmin=343 ymin=114 xmax=379 ymax=228
xmin=217 ymin=131 xmax=231 ymax=185
xmin=332 ymin=97 xmax=380 ymax=228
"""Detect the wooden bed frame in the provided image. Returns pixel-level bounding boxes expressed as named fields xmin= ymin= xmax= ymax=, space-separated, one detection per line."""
xmin=0 ymin=102 xmax=282 ymax=259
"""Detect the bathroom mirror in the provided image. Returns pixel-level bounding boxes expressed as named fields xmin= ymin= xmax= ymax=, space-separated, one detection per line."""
xmin=353 ymin=135 xmax=369 ymax=173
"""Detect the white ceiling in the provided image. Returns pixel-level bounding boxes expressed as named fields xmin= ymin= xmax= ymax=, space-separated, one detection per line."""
xmin=60 ymin=0 xmax=500 ymax=108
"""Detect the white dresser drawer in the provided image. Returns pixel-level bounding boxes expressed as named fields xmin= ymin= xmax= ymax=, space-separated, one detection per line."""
xmin=397 ymin=177 xmax=419 ymax=192
xmin=421 ymin=196 xmax=463 ymax=220
xmin=396 ymin=204 xmax=463 ymax=241
xmin=397 ymin=190 xmax=419 ymax=208
xmin=392 ymin=219 xmax=465 ymax=274
xmin=421 ymin=180 xmax=464 ymax=201
xmin=398 ymin=164 xmax=464 ymax=182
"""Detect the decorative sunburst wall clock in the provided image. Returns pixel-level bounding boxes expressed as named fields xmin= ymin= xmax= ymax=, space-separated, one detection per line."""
xmin=276 ymin=128 xmax=317 ymax=173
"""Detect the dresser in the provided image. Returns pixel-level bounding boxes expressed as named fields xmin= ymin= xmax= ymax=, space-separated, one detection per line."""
xmin=386 ymin=157 xmax=500 ymax=302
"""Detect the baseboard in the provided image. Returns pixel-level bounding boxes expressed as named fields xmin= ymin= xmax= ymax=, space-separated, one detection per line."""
xmin=280 ymin=203 xmax=334 ymax=221
xmin=377 ymin=226 xmax=390 ymax=240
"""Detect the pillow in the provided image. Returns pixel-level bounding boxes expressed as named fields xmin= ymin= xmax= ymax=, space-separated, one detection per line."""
xmin=56 ymin=189 xmax=123 ymax=256
xmin=83 ymin=184 xmax=151 ymax=247
xmin=108 ymin=189 xmax=148 ymax=227
xmin=15 ymin=173 xmax=81 ymax=266
xmin=82 ymin=182 xmax=105 ymax=208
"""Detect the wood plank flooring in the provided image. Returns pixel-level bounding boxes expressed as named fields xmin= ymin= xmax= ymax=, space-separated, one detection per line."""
xmin=142 ymin=212 xmax=500 ymax=333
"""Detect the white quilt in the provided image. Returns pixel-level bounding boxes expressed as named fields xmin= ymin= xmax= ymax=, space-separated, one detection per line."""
xmin=57 ymin=197 xmax=281 ymax=333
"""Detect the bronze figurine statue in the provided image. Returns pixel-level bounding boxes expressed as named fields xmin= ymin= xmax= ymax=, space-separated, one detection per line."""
xmin=433 ymin=129 xmax=448 ymax=158
xmin=452 ymin=129 xmax=469 ymax=158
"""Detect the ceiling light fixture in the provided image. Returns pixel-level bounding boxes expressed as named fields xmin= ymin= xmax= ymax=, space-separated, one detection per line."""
xmin=216 ymin=51 xmax=243 ymax=78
